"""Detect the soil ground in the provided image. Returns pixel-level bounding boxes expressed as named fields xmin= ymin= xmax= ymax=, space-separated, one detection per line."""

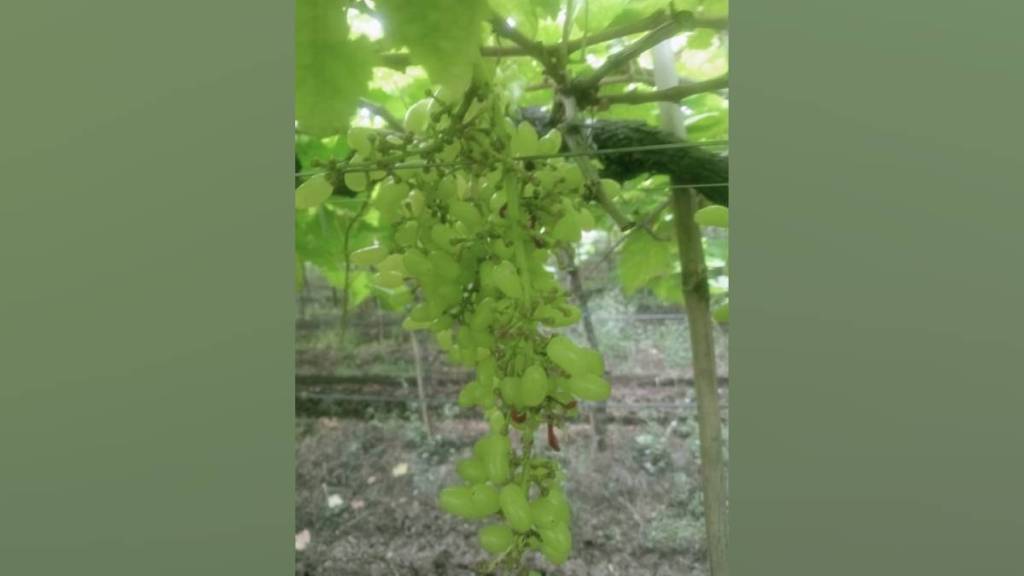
xmin=295 ymin=379 xmax=727 ymax=576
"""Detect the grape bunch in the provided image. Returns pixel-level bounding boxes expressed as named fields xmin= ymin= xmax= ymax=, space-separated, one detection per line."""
xmin=342 ymin=77 xmax=611 ymax=573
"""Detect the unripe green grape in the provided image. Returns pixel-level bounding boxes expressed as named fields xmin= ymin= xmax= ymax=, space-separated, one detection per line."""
xmin=538 ymin=129 xmax=562 ymax=156
xmin=439 ymin=486 xmax=477 ymax=518
xmin=600 ymin=178 xmax=621 ymax=197
xmin=376 ymin=253 xmax=406 ymax=275
xmin=471 ymin=328 xmax=495 ymax=351
xmin=402 ymin=316 xmax=432 ymax=331
xmin=407 ymin=189 xmax=426 ymax=217
xmin=431 ymin=313 xmax=455 ymax=331
xmin=349 ymin=244 xmax=388 ymax=266
xmin=375 ymin=183 xmax=409 ymax=224
xmin=578 ymin=347 xmax=605 ymax=375
xmin=478 ymin=387 xmax=496 ymax=409
xmin=346 ymin=126 xmax=376 ymax=157
xmin=373 ymin=271 xmax=405 ymax=289
xmin=403 ymin=249 xmax=432 ymax=279
xmin=478 ymin=523 xmax=515 ymax=555
xmin=456 ymin=326 xmax=476 ymax=355
xmin=456 ymin=457 xmax=489 ymax=484
xmin=549 ymin=378 xmax=574 ymax=404
xmin=530 ymin=268 xmax=559 ymax=294
xmin=546 ymin=335 xmax=587 ymax=376
xmin=551 ymin=211 xmax=581 ymax=243
xmin=501 ymin=117 xmax=517 ymax=139
xmin=430 ymin=225 xmax=457 ymax=253
xmin=536 ymin=169 xmax=558 ymax=191
xmin=450 ymin=201 xmax=483 ymax=233
xmin=492 ymin=260 xmax=522 ymax=299
xmin=435 ymin=329 xmax=453 ymax=350
xmin=469 ymin=483 xmax=501 ymax=517
xmin=510 ymin=121 xmax=539 ymax=157
xmin=520 ymin=364 xmax=549 ymax=407
xmin=530 ymin=248 xmax=551 ymax=266
xmin=547 ymin=487 xmax=571 ymax=519
xmin=470 ymin=298 xmax=496 ymax=331
xmin=474 ymin=433 xmax=511 ymax=484
xmin=344 ymin=170 xmax=368 ymax=192
xmin=535 ymin=303 xmax=581 ymax=328
xmin=537 ymin=523 xmax=571 ymax=565
xmin=529 ymin=495 xmax=562 ymax=529
xmin=428 ymin=250 xmax=460 ymax=280
xmin=476 ymin=355 xmax=496 ymax=388
xmin=295 ymin=174 xmax=333 ymax=209
xmin=498 ymin=484 xmax=532 ymax=533
xmin=487 ymin=409 xmax=506 ymax=433
xmin=490 ymin=239 xmax=513 ymax=261
xmin=409 ymin=302 xmax=437 ymax=323
xmin=394 ymin=221 xmax=419 ymax=247
xmin=577 ymin=207 xmax=595 ymax=230
xmin=499 ymin=377 xmax=523 ymax=408
xmin=559 ymin=164 xmax=584 ymax=192
xmin=437 ymin=174 xmax=459 ymax=202
xmin=565 ymin=373 xmax=611 ymax=402
xmin=457 ymin=252 xmax=479 ymax=286
xmin=438 ymin=141 xmax=461 ymax=162
xmin=458 ymin=380 xmax=482 ymax=408
xmin=489 ymin=190 xmax=507 ymax=214
xmin=387 ymin=287 xmax=413 ymax=309
xmin=403 ymin=99 xmax=431 ymax=134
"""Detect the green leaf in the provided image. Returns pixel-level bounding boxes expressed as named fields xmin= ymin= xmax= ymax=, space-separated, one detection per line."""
xmin=618 ymin=230 xmax=672 ymax=294
xmin=583 ymin=0 xmax=695 ymax=35
xmin=684 ymin=110 xmax=728 ymax=142
xmin=295 ymin=174 xmax=334 ymax=209
xmin=694 ymin=205 xmax=728 ymax=228
xmin=296 ymin=0 xmax=376 ymax=137
xmin=376 ymin=0 xmax=488 ymax=93
xmin=489 ymin=0 xmax=538 ymax=38
xmin=579 ymin=0 xmax=631 ymax=33
xmin=531 ymin=0 xmax=561 ymax=19
xmin=685 ymin=28 xmax=716 ymax=50
xmin=651 ymin=273 xmax=684 ymax=305
xmin=712 ymin=301 xmax=729 ymax=324
xmin=699 ymin=0 xmax=729 ymax=18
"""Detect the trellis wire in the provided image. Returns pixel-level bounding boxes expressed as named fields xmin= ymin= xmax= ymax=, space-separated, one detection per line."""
xmin=294 ymin=139 xmax=729 ymax=178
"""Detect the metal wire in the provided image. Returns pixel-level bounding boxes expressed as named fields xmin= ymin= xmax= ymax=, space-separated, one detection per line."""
xmin=294 ymin=139 xmax=729 ymax=178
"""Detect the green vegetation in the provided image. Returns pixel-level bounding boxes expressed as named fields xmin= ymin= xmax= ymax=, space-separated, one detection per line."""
xmin=295 ymin=1 xmax=729 ymax=574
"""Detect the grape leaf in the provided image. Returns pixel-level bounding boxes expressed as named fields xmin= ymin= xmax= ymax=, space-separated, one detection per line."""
xmin=489 ymin=0 xmax=538 ymax=38
xmin=376 ymin=0 xmax=488 ymax=93
xmin=296 ymin=0 xmax=376 ymax=137
xmin=651 ymin=273 xmax=684 ymax=305
xmin=712 ymin=301 xmax=729 ymax=323
xmin=618 ymin=230 xmax=672 ymax=294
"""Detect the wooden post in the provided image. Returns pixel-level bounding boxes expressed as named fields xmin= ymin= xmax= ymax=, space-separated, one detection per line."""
xmin=410 ymin=331 xmax=433 ymax=439
xmin=654 ymin=39 xmax=729 ymax=576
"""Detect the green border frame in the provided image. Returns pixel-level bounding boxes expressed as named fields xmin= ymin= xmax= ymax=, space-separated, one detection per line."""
xmin=3 ymin=1 xmax=1022 ymax=574
xmin=731 ymin=2 xmax=1024 ymax=574
xmin=1 ymin=1 xmax=294 ymax=574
